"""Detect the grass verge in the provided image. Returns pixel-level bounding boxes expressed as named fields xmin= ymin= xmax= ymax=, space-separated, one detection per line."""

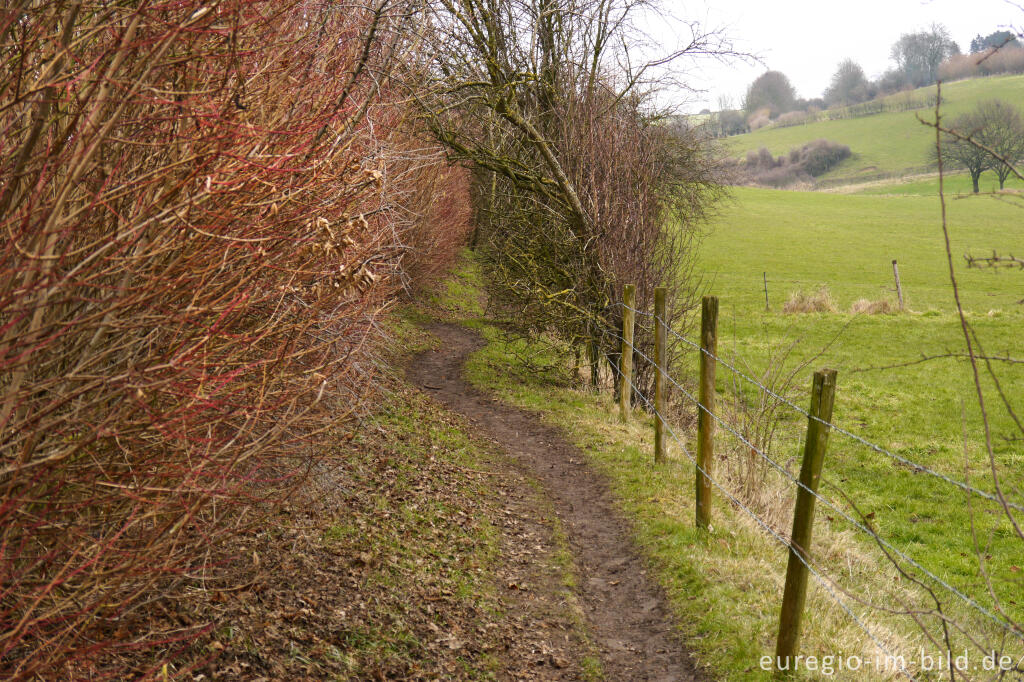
xmin=152 ymin=290 xmax=601 ymax=680
xmin=440 ymin=250 xmax=1024 ymax=680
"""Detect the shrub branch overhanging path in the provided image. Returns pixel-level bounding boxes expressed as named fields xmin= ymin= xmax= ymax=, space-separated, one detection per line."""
xmin=409 ymin=323 xmax=704 ymax=682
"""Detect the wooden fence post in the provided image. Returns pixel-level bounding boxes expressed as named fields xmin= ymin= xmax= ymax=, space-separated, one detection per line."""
xmin=619 ymin=284 xmax=636 ymax=422
xmin=654 ymin=287 xmax=667 ymax=463
xmin=774 ymin=369 xmax=838 ymax=674
xmin=892 ymin=260 xmax=904 ymax=311
xmin=696 ymin=296 xmax=718 ymax=530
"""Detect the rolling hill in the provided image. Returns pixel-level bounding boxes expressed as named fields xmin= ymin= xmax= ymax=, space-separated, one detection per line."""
xmin=723 ymin=74 xmax=1024 ymax=184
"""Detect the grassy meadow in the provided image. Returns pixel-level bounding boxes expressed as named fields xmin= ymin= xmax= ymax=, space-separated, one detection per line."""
xmin=439 ymin=225 xmax=1023 ymax=679
xmin=703 ymin=186 xmax=1024 ymax=312
xmin=434 ymin=75 xmax=1024 ymax=678
xmin=724 ymin=74 xmax=1024 ymax=182
xmin=852 ymin=170 xmax=1024 ymax=195
xmin=696 ymin=184 xmax=1024 ymax=668
xmin=437 ymin=257 xmax=919 ymax=679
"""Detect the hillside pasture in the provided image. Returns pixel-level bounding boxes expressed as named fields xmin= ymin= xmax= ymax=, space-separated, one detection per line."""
xmin=853 ymin=171 xmax=1024 ymax=195
xmin=697 ymin=186 xmax=1024 ymax=659
xmin=723 ymin=74 xmax=1024 ymax=183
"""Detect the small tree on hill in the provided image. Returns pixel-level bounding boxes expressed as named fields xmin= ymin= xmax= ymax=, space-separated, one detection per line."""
xmin=940 ymin=109 xmax=992 ymax=193
xmin=824 ymin=59 xmax=870 ymax=107
xmin=890 ymin=24 xmax=959 ymax=87
xmin=744 ymin=71 xmax=797 ymax=119
xmin=975 ymin=99 xmax=1024 ymax=189
xmin=717 ymin=109 xmax=747 ymax=136
xmin=938 ymin=100 xmax=1024 ymax=192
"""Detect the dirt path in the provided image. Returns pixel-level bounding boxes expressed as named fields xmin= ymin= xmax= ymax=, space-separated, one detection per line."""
xmin=409 ymin=323 xmax=703 ymax=682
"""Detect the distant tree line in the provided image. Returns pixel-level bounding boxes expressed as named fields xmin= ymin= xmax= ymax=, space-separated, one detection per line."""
xmin=940 ymin=30 xmax=1024 ymax=81
xmin=705 ymin=25 xmax=1024 ymax=138
xmin=889 ymin=23 xmax=960 ymax=89
xmin=970 ymin=30 xmax=1020 ymax=54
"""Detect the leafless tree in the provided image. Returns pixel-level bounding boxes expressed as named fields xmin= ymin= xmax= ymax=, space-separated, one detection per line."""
xmin=415 ymin=0 xmax=733 ymax=398
xmin=891 ymin=23 xmax=960 ymax=88
xmin=974 ymin=99 xmax=1024 ymax=189
xmin=932 ymin=99 xmax=1024 ymax=192
xmin=938 ymin=111 xmax=998 ymax=193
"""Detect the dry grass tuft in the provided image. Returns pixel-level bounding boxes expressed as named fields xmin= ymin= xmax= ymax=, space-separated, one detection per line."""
xmin=850 ymin=298 xmax=896 ymax=315
xmin=783 ymin=286 xmax=837 ymax=314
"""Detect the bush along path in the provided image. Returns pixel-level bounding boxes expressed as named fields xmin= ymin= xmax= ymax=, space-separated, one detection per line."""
xmin=153 ymin=371 xmax=601 ymax=680
xmin=409 ymin=323 xmax=704 ymax=682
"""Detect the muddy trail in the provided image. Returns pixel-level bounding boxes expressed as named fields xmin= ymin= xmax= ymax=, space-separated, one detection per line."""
xmin=408 ymin=323 xmax=704 ymax=682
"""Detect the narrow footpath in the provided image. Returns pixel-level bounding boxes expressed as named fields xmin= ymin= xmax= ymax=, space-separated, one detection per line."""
xmin=409 ymin=323 xmax=704 ymax=682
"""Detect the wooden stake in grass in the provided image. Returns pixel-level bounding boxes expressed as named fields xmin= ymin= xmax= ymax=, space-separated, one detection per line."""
xmin=619 ymin=284 xmax=636 ymax=422
xmin=892 ymin=259 xmax=904 ymax=311
xmin=775 ymin=368 xmax=837 ymax=674
xmin=696 ymin=296 xmax=718 ymax=530
xmin=654 ymin=287 xmax=667 ymax=463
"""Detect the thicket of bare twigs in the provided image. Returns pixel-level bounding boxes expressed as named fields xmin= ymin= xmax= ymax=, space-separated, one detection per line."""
xmin=0 ymin=2 xmax=470 ymax=677
xmin=419 ymin=0 xmax=729 ymax=400
xmin=473 ymin=93 xmax=723 ymax=395
xmin=737 ymin=139 xmax=852 ymax=188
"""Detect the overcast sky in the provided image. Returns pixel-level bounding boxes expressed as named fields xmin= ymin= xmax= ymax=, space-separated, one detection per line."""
xmin=648 ymin=0 xmax=1024 ymax=113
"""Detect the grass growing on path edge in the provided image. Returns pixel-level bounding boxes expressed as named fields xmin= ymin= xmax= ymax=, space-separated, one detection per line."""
xmin=434 ymin=250 xmax=1023 ymax=680
xmin=151 ymin=299 xmax=607 ymax=680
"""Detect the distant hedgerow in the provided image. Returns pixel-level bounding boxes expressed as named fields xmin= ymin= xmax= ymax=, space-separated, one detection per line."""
xmin=739 ymin=139 xmax=851 ymax=187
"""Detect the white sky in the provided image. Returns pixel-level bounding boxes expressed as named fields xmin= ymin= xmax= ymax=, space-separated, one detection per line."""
xmin=649 ymin=0 xmax=1024 ymax=113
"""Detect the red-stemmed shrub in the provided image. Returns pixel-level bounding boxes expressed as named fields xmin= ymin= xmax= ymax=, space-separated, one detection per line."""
xmin=0 ymin=2 xmax=467 ymax=677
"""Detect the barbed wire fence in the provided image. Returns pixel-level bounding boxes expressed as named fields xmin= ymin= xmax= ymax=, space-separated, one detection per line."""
xmin=579 ymin=292 xmax=1024 ymax=678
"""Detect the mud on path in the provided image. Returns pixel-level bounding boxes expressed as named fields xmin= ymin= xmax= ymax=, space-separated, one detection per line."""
xmin=409 ymin=323 xmax=703 ymax=682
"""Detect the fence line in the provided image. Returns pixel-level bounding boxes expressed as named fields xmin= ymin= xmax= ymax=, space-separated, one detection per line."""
xmin=604 ymin=324 xmax=1024 ymax=642
xmin=597 ymin=326 xmax=915 ymax=679
xmin=581 ymin=297 xmax=1022 ymax=658
xmin=629 ymin=307 xmax=1024 ymax=516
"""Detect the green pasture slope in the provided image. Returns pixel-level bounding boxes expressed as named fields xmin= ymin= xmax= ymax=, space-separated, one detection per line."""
xmin=855 ymin=170 xmax=1024 ymax=195
xmin=700 ymin=186 xmax=1024 ymax=627
xmin=724 ymin=74 xmax=1024 ymax=182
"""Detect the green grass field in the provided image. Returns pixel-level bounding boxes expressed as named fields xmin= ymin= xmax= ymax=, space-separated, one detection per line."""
xmin=434 ymin=84 xmax=1024 ymax=673
xmin=440 ymin=227 xmax=1024 ymax=677
xmin=700 ymin=186 xmax=1023 ymax=652
xmin=854 ymin=170 xmax=1024 ymax=195
xmin=704 ymin=186 xmax=1024 ymax=312
xmin=724 ymin=74 xmax=1024 ymax=182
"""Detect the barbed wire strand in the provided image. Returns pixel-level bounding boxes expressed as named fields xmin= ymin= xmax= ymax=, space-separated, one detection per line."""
xmin=607 ymin=325 xmax=1024 ymax=641
xmin=598 ymin=328 xmax=917 ymax=680
xmin=613 ymin=305 xmax=1024 ymax=516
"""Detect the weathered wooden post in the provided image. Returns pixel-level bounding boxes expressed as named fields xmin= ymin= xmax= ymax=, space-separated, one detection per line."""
xmin=774 ymin=369 xmax=838 ymax=675
xmin=619 ymin=284 xmax=636 ymax=422
xmin=654 ymin=287 xmax=667 ymax=464
xmin=891 ymin=260 xmax=904 ymax=311
xmin=696 ymin=296 xmax=718 ymax=530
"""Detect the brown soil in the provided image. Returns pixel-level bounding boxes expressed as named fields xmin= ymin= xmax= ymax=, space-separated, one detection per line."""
xmin=138 ymin=380 xmax=602 ymax=681
xmin=408 ymin=323 xmax=704 ymax=682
